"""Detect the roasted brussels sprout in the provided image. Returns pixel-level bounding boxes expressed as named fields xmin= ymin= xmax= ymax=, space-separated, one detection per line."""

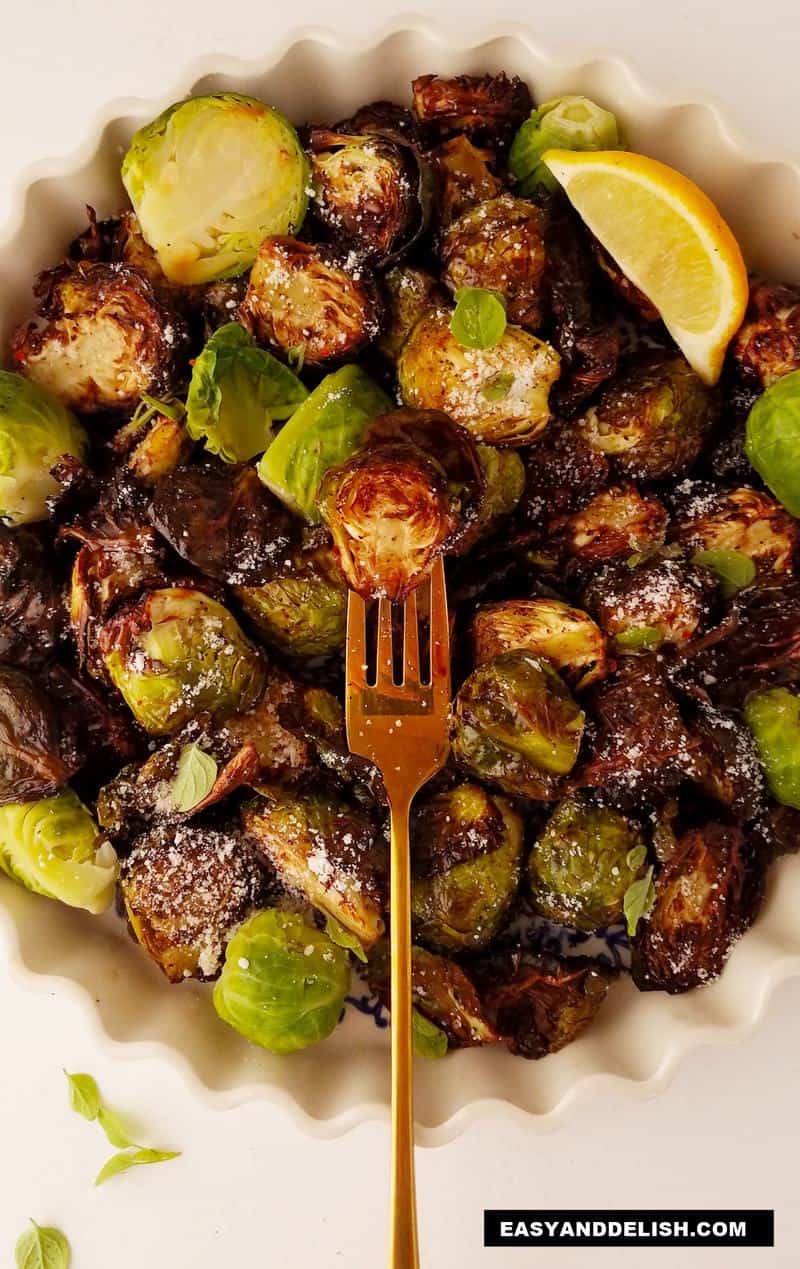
xmin=0 ymin=667 xmax=78 ymax=804
xmin=744 ymin=687 xmax=800 ymax=808
xmin=468 ymin=446 xmax=526 ymax=542
xmin=320 ymin=408 xmax=483 ymax=600
xmin=528 ymin=795 xmax=647 ymax=931
xmin=122 ymin=93 xmax=309 ymax=285
xmin=517 ymin=421 xmax=610 ymax=530
xmin=411 ymin=783 xmax=523 ymax=952
xmin=440 ymin=195 xmax=547 ymax=330
xmin=509 ymin=95 xmax=622 ymax=196
xmin=376 ymin=266 xmax=444 ymax=362
xmin=549 ymin=485 xmax=668 ymax=563
xmin=474 ymin=950 xmax=612 ymax=1058
xmin=213 ymin=908 xmax=351 ymax=1054
xmin=241 ymin=789 xmax=385 ymax=952
xmin=120 ymin=821 xmax=265 ymax=982
xmin=241 ymin=236 xmax=381 ymax=366
xmin=687 ymin=576 xmax=800 ymax=703
xmin=631 ymin=822 xmax=762 ymax=993
xmin=452 ymin=650 xmax=585 ymax=799
xmin=580 ymin=356 xmax=719 ymax=481
xmin=235 ymin=546 xmax=347 ymax=659
xmin=412 ymin=73 xmax=532 ymax=145
xmin=592 ymin=239 xmax=660 ymax=323
xmin=671 ymin=484 xmax=798 ymax=577
xmin=471 ymin=598 xmax=607 ymax=690
xmin=117 ymin=409 xmax=192 ymax=487
xmin=583 ymin=557 xmax=714 ymax=653
xmin=729 ymin=279 xmax=800 ymax=392
xmin=744 ymin=369 xmax=800 ymax=517
xmin=0 ymin=788 xmax=117 ymax=914
xmin=429 ymin=136 xmax=503 ymax=229
xmin=11 ymin=263 xmax=188 ymax=414
xmin=398 ymin=306 xmax=560 ymax=446
xmin=99 ymin=587 xmax=266 ymax=735
xmin=0 ymin=526 xmax=64 ymax=667
xmin=691 ymin=701 xmax=765 ymax=817
xmin=185 ymin=323 xmax=307 ymax=463
xmin=0 ymin=372 xmax=88 ymax=524
xmin=367 ymin=941 xmax=498 ymax=1047
xmin=110 ymin=210 xmax=168 ymax=289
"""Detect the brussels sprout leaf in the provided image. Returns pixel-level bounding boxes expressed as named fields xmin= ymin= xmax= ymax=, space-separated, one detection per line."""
xmin=450 ymin=288 xmax=507 ymax=350
xmin=745 ymin=369 xmax=800 ymax=515
xmin=482 ymin=372 xmax=515 ymax=402
xmin=692 ymin=548 xmax=756 ymax=598
xmin=169 ymin=744 xmax=219 ymax=812
xmin=324 ymin=915 xmax=368 ymax=963
xmin=64 ymin=1071 xmax=100 ymax=1121
xmin=14 ymin=1222 xmax=70 ymax=1269
xmin=614 ymin=626 xmax=663 ymax=651
xmin=411 ymin=1008 xmax=448 ymax=1059
xmin=623 ymin=866 xmax=656 ymax=937
xmin=94 ymin=1148 xmax=180 ymax=1188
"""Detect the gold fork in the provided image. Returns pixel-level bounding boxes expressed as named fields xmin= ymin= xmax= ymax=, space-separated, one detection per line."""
xmin=345 ymin=558 xmax=451 ymax=1269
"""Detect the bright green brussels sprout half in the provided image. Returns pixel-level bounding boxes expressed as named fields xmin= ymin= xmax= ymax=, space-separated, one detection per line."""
xmin=0 ymin=371 xmax=88 ymax=525
xmin=185 ymin=323 xmax=307 ymax=463
xmin=509 ymin=95 xmax=622 ymax=196
xmin=121 ymin=93 xmax=309 ymax=285
xmin=528 ymin=795 xmax=648 ymax=931
xmin=473 ymin=445 xmax=525 ymax=532
xmin=0 ymin=788 xmax=117 ymax=914
xmin=412 ymin=783 xmax=524 ymax=952
xmin=744 ymin=687 xmax=800 ymax=808
xmin=258 ymin=365 xmax=391 ymax=522
xmin=236 ymin=548 xmax=347 ymax=659
xmin=99 ymin=587 xmax=266 ymax=735
xmin=451 ymin=650 xmax=585 ymax=798
xmin=212 ymin=908 xmax=350 ymax=1054
xmin=745 ymin=369 xmax=800 ymax=516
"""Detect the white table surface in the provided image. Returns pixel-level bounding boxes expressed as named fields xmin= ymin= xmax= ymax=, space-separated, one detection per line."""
xmin=2 ymin=3 xmax=800 ymax=1265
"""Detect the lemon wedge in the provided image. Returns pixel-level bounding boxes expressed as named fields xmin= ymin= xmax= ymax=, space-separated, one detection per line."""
xmin=543 ymin=149 xmax=749 ymax=384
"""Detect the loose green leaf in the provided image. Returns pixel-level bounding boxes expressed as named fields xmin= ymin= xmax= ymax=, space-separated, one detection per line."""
xmin=614 ymin=625 xmax=663 ymax=651
xmin=625 ymin=845 xmax=648 ymax=872
xmin=139 ymin=392 xmax=186 ymax=423
xmin=744 ymin=687 xmax=800 ymax=808
xmin=169 ymin=743 xmax=218 ymax=812
xmin=745 ymin=369 xmax=800 ymax=515
xmin=481 ymin=372 xmax=515 ymax=402
xmin=98 ymin=1106 xmax=137 ymax=1150
xmin=95 ymin=1148 xmax=180 ymax=1188
xmin=412 ymin=1008 xmax=448 ymax=1059
xmin=324 ymin=915 xmax=368 ymax=963
xmin=450 ymin=288 xmax=507 ymax=350
xmin=14 ymin=1222 xmax=70 ymax=1269
xmin=692 ymin=548 xmax=756 ymax=598
xmin=64 ymin=1071 xmax=100 ymax=1122
xmin=623 ymin=866 xmax=656 ymax=937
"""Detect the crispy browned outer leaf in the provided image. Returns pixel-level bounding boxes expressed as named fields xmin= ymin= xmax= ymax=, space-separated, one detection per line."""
xmin=39 ymin=659 xmax=141 ymax=775
xmin=685 ymin=576 xmax=800 ymax=704
xmin=729 ymin=278 xmax=800 ymax=391
xmin=429 ymin=136 xmax=503 ymax=230
xmin=367 ymin=941 xmax=498 ymax=1047
xmin=0 ymin=525 xmax=64 ymax=669
xmin=688 ymin=701 xmax=765 ymax=818
xmin=548 ymin=485 xmax=669 ymax=564
xmin=412 ymin=72 xmax=532 ymax=146
xmin=472 ymin=951 xmax=613 ymax=1058
xmin=411 ymin=781 xmax=507 ymax=879
xmin=671 ymin=484 xmax=798 ymax=578
xmin=751 ymin=803 xmax=800 ymax=861
xmin=0 ymin=667 xmax=77 ymax=803
xmin=631 ymin=822 xmax=765 ymax=994
xmin=517 ymin=421 xmax=610 ymax=531
xmin=591 ymin=238 xmax=660 ymax=322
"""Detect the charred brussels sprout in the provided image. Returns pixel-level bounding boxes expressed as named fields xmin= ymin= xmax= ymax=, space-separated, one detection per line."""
xmin=0 ymin=526 xmax=64 ymax=667
xmin=631 ymin=822 xmax=761 ymax=993
xmin=528 ymin=796 xmax=647 ymax=931
xmin=118 ymin=409 xmax=192 ymax=487
xmin=121 ymin=93 xmax=309 ymax=285
xmin=367 ymin=941 xmax=498 ymax=1047
xmin=583 ymin=557 xmax=714 ymax=653
xmin=241 ymin=236 xmax=381 ymax=366
xmin=471 ymin=598 xmax=607 ymax=690
xmin=730 ymin=279 xmax=800 ymax=392
xmin=687 ymin=577 xmax=800 ymax=702
xmin=549 ymin=485 xmax=668 ymax=562
xmin=0 ymin=372 xmax=88 ymax=524
xmin=412 ymin=73 xmax=532 ymax=146
xmin=0 ymin=667 xmax=77 ymax=804
xmin=99 ymin=587 xmax=266 ymax=735
xmin=440 ymin=195 xmax=547 ymax=330
xmin=120 ymin=822 xmax=265 ymax=982
xmin=744 ymin=687 xmax=800 ymax=808
xmin=320 ymin=408 xmax=483 ymax=600
xmin=671 ymin=484 xmax=798 ymax=577
xmin=580 ymin=356 xmax=719 ymax=481
xmin=429 ymin=136 xmax=502 ymax=228
xmin=475 ymin=951 xmax=612 ymax=1058
xmin=236 ymin=547 xmax=347 ymax=659
xmin=377 ymin=266 xmax=444 ymax=362
xmin=241 ymin=790 xmax=385 ymax=952
xmin=411 ymin=783 xmax=524 ymax=952
xmin=398 ymin=306 xmax=560 ymax=446
xmin=213 ymin=908 xmax=350 ymax=1054
xmin=452 ymin=650 xmax=585 ymax=799
xmin=509 ymin=95 xmax=622 ymax=196
xmin=0 ymin=788 xmax=117 ymax=913
xmin=518 ymin=421 xmax=610 ymax=530
xmin=11 ymin=263 xmax=188 ymax=414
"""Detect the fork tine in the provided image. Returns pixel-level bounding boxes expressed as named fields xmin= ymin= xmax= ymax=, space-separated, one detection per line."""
xmin=375 ymin=597 xmax=395 ymax=687
xmin=346 ymin=590 xmax=367 ymax=690
xmin=428 ymin=558 xmax=450 ymax=699
xmin=402 ymin=586 xmax=421 ymax=685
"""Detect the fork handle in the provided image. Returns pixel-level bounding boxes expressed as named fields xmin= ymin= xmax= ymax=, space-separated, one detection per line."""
xmin=388 ymin=794 xmax=420 ymax=1269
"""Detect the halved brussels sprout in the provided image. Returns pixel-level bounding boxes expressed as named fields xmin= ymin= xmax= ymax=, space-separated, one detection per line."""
xmin=471 ymin=446 xmax=526 ymax=537
xmin=549 ymin=485 xmax=668 ymax=562
xmin=440 ymin=195 xmax=547 ymax=330
xmin=686 ymin=576 xmax=800 ymax=705
xmin=672 ymin=483 xmax=798 ymax=576
xmin=411 ymin=783 xmax=523 ymax=952
xmin=213 ymin=908 xmax=351 ymax=1054
xmin=367 ymin=941 xmax=498 ymax=1047
xmin=121 ymin=93 xmax=309 ymax=284
xmin=0 ymin=788 xmax=117 ymax=914
xmin=0 ymin=372 xmax=88 ymax=524
xmin=398 ymin=306 xmax=560 ymax=446
xmin=377 ymin=266 xmax=444 ymax=362
xmin=11 ymin=263 xmax=188 ymax=414
xmin=412 ymin=73 xmax=532 ymax=145
xmin=471 ymin=598 xmax=607 ymax=690
xmin=99 ymin=587 xmax=266 ymax=735
xmin=0 ymin=526 xmax=64 ymax=668
xmin=0 ymin=667 xmax=77 ymax=804
xmin=241 ymin=236 xmax=381 ymax=366
xmin=583 ymin=557 xmax=714 ymax=653
xmin=730 ymin=279 xmax=800 ymax=392
xmin=119 ymin=410 xmax=192 ymax=487
xmin=241 ymin=790 xmax=385 ymax=951
xmin=691 ymin=701 xmax=765 ymax=817
xmin=518 ymin=421 xmax=610 ymax=531
xmin=185 ymin=323 xmax=307 ymax=463
xmin=580 ymin=356 xmax=719 ymax=481
xmin=235 ymin=546 xmax=347 ymax=659
xmin=528 ymin=795 xmax=647 ymax=931
xmin=452 ymin=650 xmax=585 ymax=799
xmin=509 ymin=95 xmax=622 ymax=196
xmin=258 ymin=365 xmax=392 ymax=522
xmin=429 ymin=136 xmax=503 ymax=230
xmin=120 ymin=822 xmax=265 ymax=982
xmin=744 ymin=687 xmax=800 ymax=808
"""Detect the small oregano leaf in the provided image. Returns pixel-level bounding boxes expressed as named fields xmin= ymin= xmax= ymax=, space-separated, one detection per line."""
xmin=626 ymin=844 xmax=648 ymax=873
xmin=623 ymin=866 xmax=656 ymax=937
xmin=169 ymin=743 xmax=218 ymax=812
xmin=614 ymin=625 xmax=663 ymax=652
xmin=14 ymin=1222 xmax=70 ymax=1269
xmin=324 ymin=915 xmax=368 ymax=963
xmin=481 ymin=372 xmax=515 ymax=401
xmin=692 ymin=548 xmax=756 ymax=599
xmin=64 ymin=1072 xmax=100 ymax=1122
xmin=450 ymin=288 xmax=507 ymax=350
xmin=94 ymin=1148 xmax=180 ymax=1188
xmin=139 ymin=392 xmax=185 ymax=423
xmin=411 ymin=1009 xmax=448 ymax=1059
xmin=97 ymin=1106 xmax=137 ymax=1150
